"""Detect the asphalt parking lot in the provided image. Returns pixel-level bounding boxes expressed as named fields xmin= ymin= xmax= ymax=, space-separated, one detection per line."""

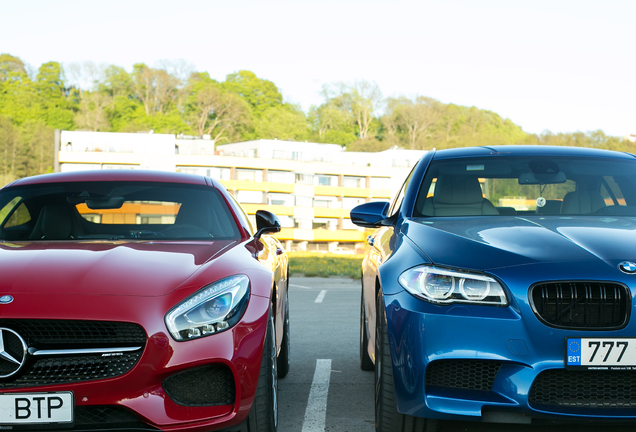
xmin=278 ymin=277 xmax=636 ymax=432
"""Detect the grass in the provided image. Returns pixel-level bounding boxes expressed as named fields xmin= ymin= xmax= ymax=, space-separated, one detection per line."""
xmin=288 ymin=252 xmax=364 ymax=278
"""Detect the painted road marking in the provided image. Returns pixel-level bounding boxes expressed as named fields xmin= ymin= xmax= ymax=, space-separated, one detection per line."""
xmin=314 ymin=290 xmax=327 ymax=303
xmin=290 ymin=284 xmax=312 ymax=289
xmin=301 ymin=359 xmax=332 ymax=432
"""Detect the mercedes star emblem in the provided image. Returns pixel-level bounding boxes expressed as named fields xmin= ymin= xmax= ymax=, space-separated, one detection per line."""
xmin=0 ymin=328 xmax=27 ymax=378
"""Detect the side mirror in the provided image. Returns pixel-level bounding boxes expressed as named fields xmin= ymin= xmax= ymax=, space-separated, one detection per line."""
xmin=350 ymin=201 xmax=391 ymax=228
xmin=255 ymin=210 xmax=281 ymax=239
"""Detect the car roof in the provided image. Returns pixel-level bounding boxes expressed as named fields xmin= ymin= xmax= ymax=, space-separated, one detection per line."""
xmin=432 ymin=145 xmax=636 ymax=160
xmin=7 ymin=170 xmax=211 ymax=187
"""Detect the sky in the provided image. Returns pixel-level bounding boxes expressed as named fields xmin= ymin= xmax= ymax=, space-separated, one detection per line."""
xmin=2 ymin=0 xmax=635 ymax=137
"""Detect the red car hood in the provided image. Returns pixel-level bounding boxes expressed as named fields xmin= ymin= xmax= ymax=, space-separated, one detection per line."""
xmin=0 ymin=240 xmax=237 ymax=297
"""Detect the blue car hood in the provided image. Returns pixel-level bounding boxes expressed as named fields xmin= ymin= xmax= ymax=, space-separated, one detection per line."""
xmin=405 ymin=216 xmax=636 ymax=271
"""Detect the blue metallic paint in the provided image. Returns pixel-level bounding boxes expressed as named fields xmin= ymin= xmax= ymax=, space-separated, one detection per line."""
xmin=357 ymin=146 xmax=636 ymax=425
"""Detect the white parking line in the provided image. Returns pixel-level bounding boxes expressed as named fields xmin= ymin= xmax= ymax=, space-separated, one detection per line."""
xmin=314 ymin=290 xmax=327 ymax=303
xmin=301 ymin=359 xmax=332 ymax=432
xmin=290 ymin=284 xmax=312 ymax=289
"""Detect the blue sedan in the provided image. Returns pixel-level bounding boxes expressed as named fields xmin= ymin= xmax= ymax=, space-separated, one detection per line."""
xmin=352 ymin=146 xmax=636 ymax=431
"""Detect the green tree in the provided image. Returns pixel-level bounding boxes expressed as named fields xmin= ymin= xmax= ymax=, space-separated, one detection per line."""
xmin=36 ymin=62 xmax=74 ymax=130
xmin=254 ymin=105 xmax=309 ymax=141
xmin=321 ymin=81 xmax=382 ymax=140
xmin=383 ymin=96 xmax=440 ymax=150
xmin=75 ymin=92 xmax=112 ymax=131
xmin=99 ymin=65 xmax=134 ymax=98
xmin=309 ymin=103 xmax=355 ymax=144
xmin=186 ymin=75 xmax=251 ymax=142
xmin=0 ymin=54 xmax=27 ymax=82
xmin=132 ymin=63 xmax=178 ymax=115
xmin=224 ymin=70 xmax=283 ymax=115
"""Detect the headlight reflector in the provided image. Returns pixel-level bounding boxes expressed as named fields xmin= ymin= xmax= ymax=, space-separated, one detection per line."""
xmin=165 ymin=275 xmax=250 ymax=341
xmin=399 ymin=266 xmax=507 ymax=306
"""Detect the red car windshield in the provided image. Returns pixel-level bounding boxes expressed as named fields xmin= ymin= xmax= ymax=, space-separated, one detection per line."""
xmin=0 ymin=182 xmax=241 ymax=241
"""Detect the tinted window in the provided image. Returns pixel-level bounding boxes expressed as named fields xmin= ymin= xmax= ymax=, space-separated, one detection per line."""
xmin=413 ymin=156 xmax=636 ymax=217
xmin=0 ymin=182 xmax=241 ymax=241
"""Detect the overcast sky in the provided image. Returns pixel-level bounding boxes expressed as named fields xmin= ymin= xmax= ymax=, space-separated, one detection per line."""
xmin=2 ymin=0 xmax=635 ymax=137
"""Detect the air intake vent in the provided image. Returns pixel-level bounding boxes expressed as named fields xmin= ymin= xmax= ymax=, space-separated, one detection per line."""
xmin=530 ymin=282 xmax=629 ymax=330
xmin=530 ymin=369 xmax=636 ymax=409
xmin=163 ymin=364 xmax=235 ymax=406
xmin=425 ymin=360 xmax=502 ymax=391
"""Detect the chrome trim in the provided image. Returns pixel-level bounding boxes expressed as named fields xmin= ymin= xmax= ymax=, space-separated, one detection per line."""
xmin=28 ymin=346 xmax=142 ymax=356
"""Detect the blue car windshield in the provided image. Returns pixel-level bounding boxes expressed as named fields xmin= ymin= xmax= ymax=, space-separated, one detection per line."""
xmin=413 ymin=156 xmax=636 ymax=217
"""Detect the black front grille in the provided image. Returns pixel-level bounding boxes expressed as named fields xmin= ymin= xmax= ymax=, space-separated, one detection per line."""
xmin=0 ymin=320 xmax=146 ymax=348
xmin=0 ymin=352 xmax=142 ymax=389
xmin=530 ymin=282 xmax=629 ymax=329
xmin=425 ymin=360 xmax=502 ymax=391
xmin=0 ymin=320 xmax=146 ymax=389
xmin=530 ymin=369 xmax=636 ymax=409
xmin=163 ymin=364 xmax=235 ymax=406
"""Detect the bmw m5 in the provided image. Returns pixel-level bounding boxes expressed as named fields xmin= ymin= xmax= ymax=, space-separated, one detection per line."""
xmin=352 ymin=146 xmax=636 ymax=430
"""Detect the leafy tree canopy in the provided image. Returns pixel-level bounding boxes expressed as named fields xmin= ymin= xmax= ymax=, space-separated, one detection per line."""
xmin=0 ymin=53 xmax=631 ymax=185
xmin=224 ymin=70 xmax=283 ymax=115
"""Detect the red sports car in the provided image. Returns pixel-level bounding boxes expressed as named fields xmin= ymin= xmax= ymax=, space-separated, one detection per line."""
xmin=0 ymin=170 xmax=290 ymax=432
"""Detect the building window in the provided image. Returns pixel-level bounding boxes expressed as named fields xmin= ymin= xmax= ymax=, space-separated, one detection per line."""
xmin=343 ymin=176 xmax=365 ymax=188
xmin=341 ymin=219 xmax=360 ymax=230
xmin=314 ymin=197 xmax=340 ymax=208
xmin=370 ymin=177 xmax=391 ymax=190
xmin=315 ymin=175 xmax=336 ymax=187
xmin=313 ymin=218 xmax=337 ymax=230
xmin=235 ymin=169 xmax=263 ymax=182
xmin=208 ymin=167 xmax=231 ymax=180
xmin=267 ymin=170 xmax=294 ymax=183
xmin=342 ymin=197 xmax=366 ymax=210
xmin=295 ymin=173 xmax=313 ymax=185
xmin=236 ymin=190 xmax=263 ymax=204
xmin=295 ymin=196 xmax=313 ymax=207
xmin=277 ymin=216 xmax=294 ymax=228
xmin=267 ymin=193 xmax=294 ymax=206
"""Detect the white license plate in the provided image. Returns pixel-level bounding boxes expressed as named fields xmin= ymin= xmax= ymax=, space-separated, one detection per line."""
xmin=566 ymin=338 xmax=636 ymax=370
xmin=0 ymin=392 xmax=73 ymax=424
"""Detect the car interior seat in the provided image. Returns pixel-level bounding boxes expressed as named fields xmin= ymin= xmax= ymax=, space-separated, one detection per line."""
xmin=160 ymin=201 xmax=214 ymax=237
xmin=561 ymin=191 xmax=606 ymax=215
xmin=29 ymin=204 xmax=73 ymax=240
xmin=175 ymin=202 xmax=211 ymax=229
xmin=536 ymin=199 xmax=563 ymax=215
xmin=420 ymin=176 xmax=499 ymax=216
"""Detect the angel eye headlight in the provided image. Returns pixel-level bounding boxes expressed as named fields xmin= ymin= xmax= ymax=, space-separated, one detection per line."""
xmin=398 ymin=266 xmax=507 ymax=306
xmin=165 ymin=275 xmax=250 ymax=341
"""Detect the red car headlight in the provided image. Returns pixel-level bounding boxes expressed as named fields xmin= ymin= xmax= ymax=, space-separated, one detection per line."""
xmin=165 ymin=275 xmax=250 ymax=341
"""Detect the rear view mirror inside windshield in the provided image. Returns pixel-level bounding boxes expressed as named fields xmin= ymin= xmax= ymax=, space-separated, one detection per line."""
xmin=85 ymin=197 xmax=125 ymax=209
xmin=519 ymin=171 xmax=567 ymax=185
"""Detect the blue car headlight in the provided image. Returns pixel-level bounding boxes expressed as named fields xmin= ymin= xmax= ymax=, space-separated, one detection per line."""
xmin=165 ymin=275 xmax=250 ymax=341
xmin=399 ymin=266 xmax=507 ymax=306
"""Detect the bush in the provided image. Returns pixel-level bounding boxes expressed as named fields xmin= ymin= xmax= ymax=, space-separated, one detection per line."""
xmin=288 ymin=252 xmax=363 ymax=278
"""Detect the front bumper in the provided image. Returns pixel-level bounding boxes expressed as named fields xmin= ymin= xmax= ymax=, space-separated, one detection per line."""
xmin=384 ymin=289 xmax=636 ymax=423
xmin=0 ymin=293 xmax=271 ymax=432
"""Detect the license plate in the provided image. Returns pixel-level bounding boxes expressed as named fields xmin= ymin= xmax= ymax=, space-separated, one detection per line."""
xmin=0 ymin=392 xmax=73 ymax=424
xmin=566 ymin=338 xmax=636 ymax=370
